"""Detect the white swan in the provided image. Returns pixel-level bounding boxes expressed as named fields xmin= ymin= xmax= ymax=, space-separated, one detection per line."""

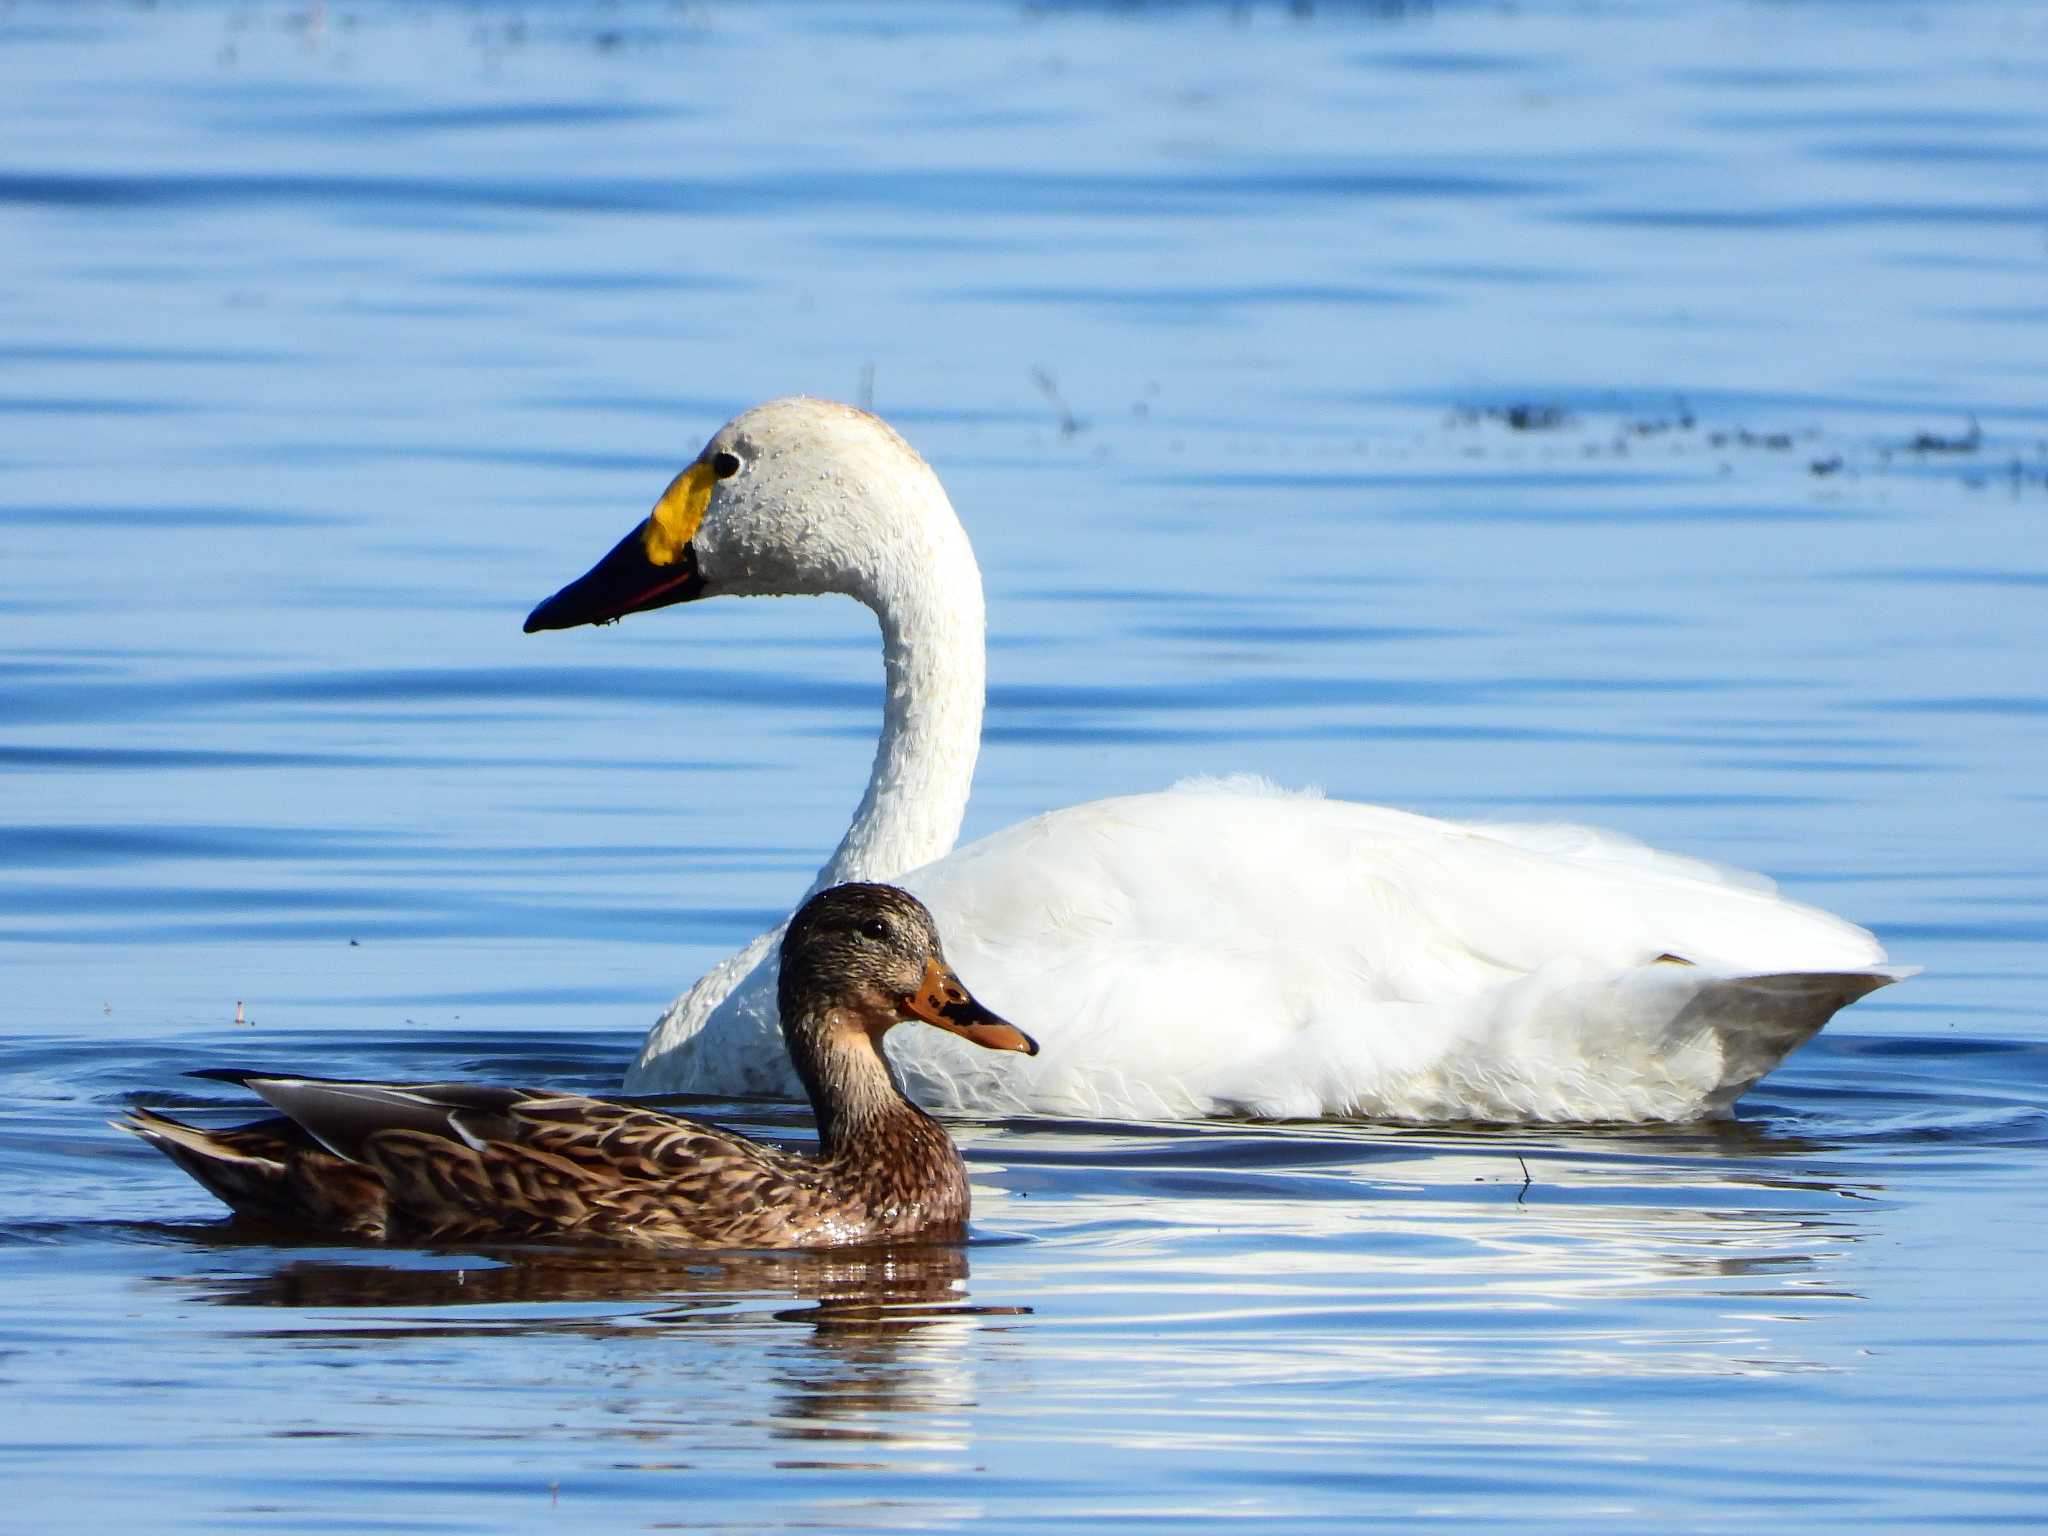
xmin=525 ymin=396 xmax=1905 ymax=1123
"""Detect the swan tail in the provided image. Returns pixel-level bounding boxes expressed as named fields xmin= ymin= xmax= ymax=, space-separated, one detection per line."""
xmin=1490 ymin=961 xmax=1913 ymax=1123
xmin=1677 ymin=965 xmax=1914 ymax=1113
xmin=1225 ymin=962 xmax=1915 ymax=1125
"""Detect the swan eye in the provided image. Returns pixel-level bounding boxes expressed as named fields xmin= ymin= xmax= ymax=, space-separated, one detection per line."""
xmin=709 ymin=449 xmax=744 ymax=480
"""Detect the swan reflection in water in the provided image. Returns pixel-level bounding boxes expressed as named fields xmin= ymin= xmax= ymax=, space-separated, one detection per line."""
xmin=976 ymin=1115 xmax=1889 ymax=1385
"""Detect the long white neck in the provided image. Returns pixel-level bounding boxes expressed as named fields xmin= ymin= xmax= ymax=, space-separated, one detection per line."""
xmin=809 ymin=508 xmax=986 ymax=893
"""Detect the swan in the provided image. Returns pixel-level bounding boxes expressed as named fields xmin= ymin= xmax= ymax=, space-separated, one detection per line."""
xmin=524 ymin=396 xmax=1905 ymax=1123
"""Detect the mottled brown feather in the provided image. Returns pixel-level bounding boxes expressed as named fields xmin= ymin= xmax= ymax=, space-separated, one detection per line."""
xmin=118 ymin=883 xmax=1033 ymax=1252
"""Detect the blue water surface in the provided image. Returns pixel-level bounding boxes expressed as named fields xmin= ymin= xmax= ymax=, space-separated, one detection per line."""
xmin=1 ymin=2 xmax=2045 ymax=1531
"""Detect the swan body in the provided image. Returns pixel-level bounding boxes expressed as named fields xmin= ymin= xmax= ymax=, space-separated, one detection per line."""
xmin=525 ymin=397 xmax=1905 ymax=1124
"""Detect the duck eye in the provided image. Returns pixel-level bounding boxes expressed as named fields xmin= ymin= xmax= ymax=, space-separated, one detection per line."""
xmin=709 ymin=449 xmax=743 ymax=480
xmin=859 ymin=918 xmax=891 ymax=942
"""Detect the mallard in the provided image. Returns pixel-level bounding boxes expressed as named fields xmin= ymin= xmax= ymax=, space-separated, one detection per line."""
xmin=523 ymin=396 xmax=1906 ymax=1124
xmin=117 ymin=883 xmax=1037 ymax=1249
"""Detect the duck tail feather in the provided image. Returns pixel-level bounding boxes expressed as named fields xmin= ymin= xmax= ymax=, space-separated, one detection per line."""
xmin=121 ymin=1104 xmax=395 ymax=1236
xmin=117 ymin=1107 xmax=298 ymax=1217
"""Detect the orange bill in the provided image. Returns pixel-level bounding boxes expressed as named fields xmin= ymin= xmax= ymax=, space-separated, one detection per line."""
xmin=901 ymin=957 xmax=1038 ymax=1056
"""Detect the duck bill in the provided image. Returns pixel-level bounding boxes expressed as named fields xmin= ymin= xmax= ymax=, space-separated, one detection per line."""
xmin=523 ymin=462 xmax=714 ymax=633
xmin=903 ymin=957 xmax=1038 ymax=1056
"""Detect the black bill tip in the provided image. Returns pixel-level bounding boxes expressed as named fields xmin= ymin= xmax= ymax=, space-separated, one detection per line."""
xmin=523 ymin=527 xmax=704 ymax=633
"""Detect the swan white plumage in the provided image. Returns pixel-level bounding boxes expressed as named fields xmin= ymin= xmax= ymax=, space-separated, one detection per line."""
xmin=524 ymin=396 xmax=1905 ymax=1123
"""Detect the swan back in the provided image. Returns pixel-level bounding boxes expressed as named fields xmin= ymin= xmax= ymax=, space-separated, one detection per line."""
xmin=634 ymin=782 xmax=1898 ymax=1121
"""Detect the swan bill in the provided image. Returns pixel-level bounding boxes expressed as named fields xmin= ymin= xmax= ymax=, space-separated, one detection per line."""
xmin=523 ymin=461 xmax=715 ymax=632
xmin=902 ymin=957 xmax=1038 ymax=1056
xmin=523 ymin=526 xmax=705 ymax=632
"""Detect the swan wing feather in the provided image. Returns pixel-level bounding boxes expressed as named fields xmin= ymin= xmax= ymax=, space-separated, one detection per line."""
xmin=632 ymin=785 xmax=1892 ymax=1122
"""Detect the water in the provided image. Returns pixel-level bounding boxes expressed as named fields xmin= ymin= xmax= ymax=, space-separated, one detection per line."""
xmin=3 ymin=0 xmax=2046 ymax=1528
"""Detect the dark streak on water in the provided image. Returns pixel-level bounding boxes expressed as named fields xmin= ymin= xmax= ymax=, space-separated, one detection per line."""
xmin=1 ymin=2 xmax=2045 ymax=1533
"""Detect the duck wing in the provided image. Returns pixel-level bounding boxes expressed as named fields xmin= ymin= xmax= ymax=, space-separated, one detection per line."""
xmin=189 ymin=1070 xmax=540 ymax=1160
xmin=153 ymin=1073 xmax=826 ymax=1247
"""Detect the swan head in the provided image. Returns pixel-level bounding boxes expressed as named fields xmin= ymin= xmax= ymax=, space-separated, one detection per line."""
xmin=523 ymin=396 xmax=966 ymax=633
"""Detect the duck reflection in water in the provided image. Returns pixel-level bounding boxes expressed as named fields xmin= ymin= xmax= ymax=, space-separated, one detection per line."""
xmin=178 ymin=1240 xmax=1002 ymax=1334
xmin=163 ymin=1240 xmax=1017 ymax=1452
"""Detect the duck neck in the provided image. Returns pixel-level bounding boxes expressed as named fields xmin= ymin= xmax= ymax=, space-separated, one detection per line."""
xmin=781 ymin=999 xmax=971 ymax=1231
xmin=784 ymin=1009 xmax=936 ymax=1158
xmin=810 ymin=519 xmax=986 ymax=893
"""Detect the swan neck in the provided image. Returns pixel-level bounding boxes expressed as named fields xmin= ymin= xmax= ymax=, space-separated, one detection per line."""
xmin=813 ymin=545 xmax=984 ymax=891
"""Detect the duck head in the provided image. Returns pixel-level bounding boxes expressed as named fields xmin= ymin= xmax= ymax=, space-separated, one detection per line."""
xmin=523 ymin=397 xmax=963 ymax=631
xmin=777 ymin=881 xmax=1037 ymax=1058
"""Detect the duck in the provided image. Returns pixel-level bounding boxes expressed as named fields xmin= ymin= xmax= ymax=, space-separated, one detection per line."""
xmin=523 ymin=395 xmax=1907 ymax=1124
xmin=116 ymin=883 xmax=1038 ymax=1249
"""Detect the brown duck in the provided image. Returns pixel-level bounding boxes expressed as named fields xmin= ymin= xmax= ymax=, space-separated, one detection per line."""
xmin=117 ymin=883 xmax=1037 ymax=1250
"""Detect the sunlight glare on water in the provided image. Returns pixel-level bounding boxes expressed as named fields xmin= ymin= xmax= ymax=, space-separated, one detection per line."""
xmin=1 ymin=1 xmax=2046 ymax=1530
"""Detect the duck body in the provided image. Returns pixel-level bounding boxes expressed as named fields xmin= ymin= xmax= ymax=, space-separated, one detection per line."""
xmin=121 ymin=885 xmax=1036 ymax=1250
xmin=526 ymin=397 xmax=1906 ymax=1126
xmin=123 ymin=1074 xmax=967 ymax=1249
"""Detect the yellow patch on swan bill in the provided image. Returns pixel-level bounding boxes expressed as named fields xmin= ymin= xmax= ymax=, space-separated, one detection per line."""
xmin=643 ymin=460 xmax=715 ymax=566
